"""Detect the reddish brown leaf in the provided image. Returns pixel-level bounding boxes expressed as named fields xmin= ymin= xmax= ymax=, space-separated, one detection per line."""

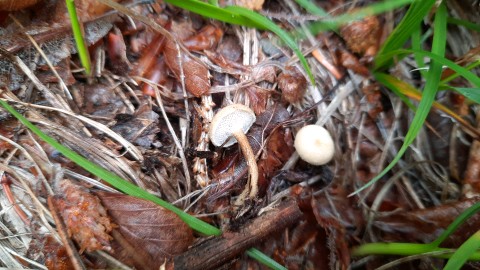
xmin=131 ymin=34 xmax=165 ymax=78
xmin=244 ymin=86 xmax=269 ymax=115
xmin=52 ymin=180 xmax=115 ymax=253
xmin=183 ymin=25 xmax=223 ymax=51
xmin=96 ymin=192 xmax=194 ymax=269
xmin=257 ymin=126 xmax=294 ymax=195
xmin=106 ymin=27 xmax=131 ymax=75
xmin=163 ymin=38 xmax=210 ymax=97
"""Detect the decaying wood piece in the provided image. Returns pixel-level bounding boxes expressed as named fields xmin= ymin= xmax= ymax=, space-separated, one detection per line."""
xmin=173 ymin=199 xmax=302 ymax=270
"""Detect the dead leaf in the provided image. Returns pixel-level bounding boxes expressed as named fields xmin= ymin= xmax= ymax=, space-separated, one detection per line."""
xmin=96 ymin=192 xmax=194 ymax=270
xmin=244 ymin=86 xmax=269 ymax=115
xmin=163 ymin=38 xmax=210 ymax=97
xmin=183 ymin=25 xmax=223 ymax=51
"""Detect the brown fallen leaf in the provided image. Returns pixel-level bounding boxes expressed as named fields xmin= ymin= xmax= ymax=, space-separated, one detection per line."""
xmin=183 ymin=25 xmax=223 ymax=51
xmin=163 ymin=38 xmax=210 ymax=97
xmin=52 ymin=180 xmax=115 ymax=253
xmin=96 ymin=192 xmax=194 ymax=270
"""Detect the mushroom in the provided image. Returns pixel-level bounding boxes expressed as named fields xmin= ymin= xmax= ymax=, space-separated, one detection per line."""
xmin=209 ymin=104 xmax=258 ymax=200
xmin=294 ymin=125 xmax=334 ymax=165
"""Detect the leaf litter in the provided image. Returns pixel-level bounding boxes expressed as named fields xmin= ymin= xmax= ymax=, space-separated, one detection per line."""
xmin=0 ymin=0 xmax=479 ymax=269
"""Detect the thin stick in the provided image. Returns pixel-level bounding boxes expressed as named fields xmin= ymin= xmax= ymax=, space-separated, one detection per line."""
xmin=174 ymin=199 xmax=301 ymax=270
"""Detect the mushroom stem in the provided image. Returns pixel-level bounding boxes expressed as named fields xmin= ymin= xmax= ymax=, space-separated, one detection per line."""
xmin=232 ymin=130 xmax=258 ymax=199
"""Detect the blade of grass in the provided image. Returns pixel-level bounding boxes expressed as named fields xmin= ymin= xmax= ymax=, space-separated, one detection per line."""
xmin=441 ymin=60 xmax=480 ymax=85
xmin=225 ymin=5 xmax=315 ymax=84
xmin=247 ymin=248 xmax=287 ymax=270
xmin=444 ymin=230 xmax=480 ymax=270
xmin=431 ymin=202 xmax=480 ymax=247
xmin=164 ymin=0 xmax=260 ymax=28
xmin=447 ymin=16 xmax=480 ymax=33
xmin=66 ymin=0 xmax=91 ymax=75
xmin=377 ymin=73 xmax=480 ymax=138
xmin=375 ymin=49 xmax=480 ymax=87
xmin=374 ymin=0 xmax=436 ymax=70
xmin=295 ymin=0 xmax=328 ymax=17
xmin=411 ymin=23 xmax=426 ymax=77
xmin=352 ymin=242 xmax=480 ymax=260
xmin=307 ymin=0 xmax=414 ymax=35
xmin=374 ymin=73 xmax=416 ymax=110
xmin=0 ymin=98 xmax=220 ymax=236
xmin=451 ymin=87 xmax=480 ymax=104
xmin=351 ymin=2 xmax=447 ymax=196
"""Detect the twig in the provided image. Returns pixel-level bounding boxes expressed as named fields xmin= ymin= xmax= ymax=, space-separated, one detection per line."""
xmin=173 ymin=199 xmax=302 ymax=270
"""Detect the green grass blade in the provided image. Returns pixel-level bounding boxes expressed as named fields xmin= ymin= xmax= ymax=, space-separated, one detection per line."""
xmin=411 ymin=23 xmax=426 ymax=77
xmin=374 ymin=73 xmax=416 ymax=110
xmin=451 ymin=87 xmax=480 ymax=103
xmin=0 ymin=99 xmax=221 ymax=236
xmin=247 ymin=248 xmax=287 ymax=270
xmin=448 ymin=17 xmax=480 ymax=33
xmin=376 ymin=49 xmax=480 ymax=88
xmin=374 ymin=0 xmax=436 ymax=70
xmin=444 ymin=230 xmax=480 ymax=270
xmin=66 ymin=0 xmax=91 ymax=75
xmin=307 ymin=0 xmax=414 ymax=35
xmin=351 ymin=2 xmax=447 ymax=196
xmin=164 ymin=0 xmax=260 ymax=28
xmin=295 ymin=0 xmax=328 ymax=17
xmin=225 ymin=5 xmax=314 ymax=84
xmin=431 ymin=202 xmax=480 ymax=247
xmin=352 ymin=242 xmax=480 ymax=260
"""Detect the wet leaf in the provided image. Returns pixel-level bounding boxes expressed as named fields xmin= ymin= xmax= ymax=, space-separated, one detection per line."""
xmin=96 ymin=192 xmax=194 ymax=268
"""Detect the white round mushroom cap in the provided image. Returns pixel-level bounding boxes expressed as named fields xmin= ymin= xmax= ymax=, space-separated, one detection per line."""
xmin=209 ymin=104 xmax=256 ymax=147
xmin=294 ymin=125 xmax=334 ymax=165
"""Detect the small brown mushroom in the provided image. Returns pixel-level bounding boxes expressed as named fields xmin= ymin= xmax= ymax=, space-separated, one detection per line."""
xmin=209 ymin=104 xmax=258 ymax=201
xmin=0 ymin=0 xmax=40 ymax=11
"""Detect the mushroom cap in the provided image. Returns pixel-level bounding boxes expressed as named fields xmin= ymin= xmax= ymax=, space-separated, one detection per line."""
xmin=209 ymin=104 xmax=256 ymax=147
xmin=294 ymin=125 xmax=334 ymax=165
